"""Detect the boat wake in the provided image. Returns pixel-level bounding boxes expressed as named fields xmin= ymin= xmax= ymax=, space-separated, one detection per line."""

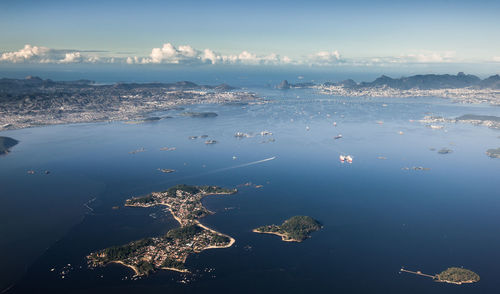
xmin=156 ymin=156 xmax=277 ymax=185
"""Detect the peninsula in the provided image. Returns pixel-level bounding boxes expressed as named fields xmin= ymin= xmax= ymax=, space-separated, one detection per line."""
xmin=87 ymin=184 xmax=237 ymax=276
xmin=0 ymin=76 xmax=260 ymax=131
xmin=0 ymin=136 xmax=19 ymax=155
xmin=253 ymin=215 xmax=322 ymax=242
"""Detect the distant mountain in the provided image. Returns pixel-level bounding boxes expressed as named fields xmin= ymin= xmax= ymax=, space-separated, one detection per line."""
xmin=277 ymin=80 xmax=291 ymax=89
xmin=479 ymin=74 xmax=500 ymax=89
xmin=358 ymin=72 xmax=482 ymax=90
xmin=212 ymin=83 xmax=236 ymax=91
xmin=0 ymin=77 xmax=237 ymax=94
xmin=0 ymin=76 xmax=92 ymax=90
xmin=276 ymin=80 xmax=315 ymax=89
xmin=321 ymin=72 xmax=500 ymax=90
xmin=324 ymin=79 xmax=357 ymax=88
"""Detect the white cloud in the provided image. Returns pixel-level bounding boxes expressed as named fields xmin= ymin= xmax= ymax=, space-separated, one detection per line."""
xmin=367 ymin=51 xmax=457 ymax=65
xmin=200 ymin=48 xmax=221 ymax=64
xmin=0 ymin=44 xmax=53 ymax=63
xmin=400 ymin=51 xmax=456 ymax=63
xmin=308 ymin=50 xmax=343 ymax=65
xmin=493 ymin=56 xmax=500 ymax=62
xmin=129 ymin=43 xmax=290 ymax=65
xmin=1 ymin=44 xmax=468 ymax=67
xmin=59 ymin=52 xmax=82 ymax=63
xmin=0 ymin=44 xmax=107 ymax=64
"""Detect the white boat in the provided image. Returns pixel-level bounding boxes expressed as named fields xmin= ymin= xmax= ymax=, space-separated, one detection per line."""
xmin=339 ymin=155 xmax=345 ymax=162
xmin=334 ymin=134 xmax=343 ymax=139
xmin=345 ymin=155 xmax=353 ymax=163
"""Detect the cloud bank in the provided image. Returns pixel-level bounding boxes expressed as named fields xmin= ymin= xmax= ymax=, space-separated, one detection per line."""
xmin=0 ymin=44 xmax=104 ymax=64
xmin=1 ymin=44 xmax=470 ymax=67
xmin=125 ymin=43 xmax=292 ymax=65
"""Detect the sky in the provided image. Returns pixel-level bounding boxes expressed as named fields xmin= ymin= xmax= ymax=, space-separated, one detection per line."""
xmin=0 ymin=0 xmax=499 ymax=72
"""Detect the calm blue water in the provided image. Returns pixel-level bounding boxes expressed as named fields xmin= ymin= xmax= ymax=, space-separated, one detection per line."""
xmin=1 ymin=86 xmax=500 ymax=293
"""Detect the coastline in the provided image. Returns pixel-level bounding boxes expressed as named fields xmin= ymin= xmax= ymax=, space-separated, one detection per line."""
xmin=252 ymin=229 xmax=301 ymax=242
xmin=109 ymin=261 xmax=140 ymax=277
xmin=0 ymin=89 xmax=261 ymax=132
xmin=158 ymin=202 xmax=236 ymax=250
xmin=160 ymin=267 xmax=190 ymax=273
xmin=198 ymin=222 xmax=236 ymax=249
xmin=118 ymin=189 xmax=236 ymax=274
xmin=436 ymin=279 xmax=478 ymax=285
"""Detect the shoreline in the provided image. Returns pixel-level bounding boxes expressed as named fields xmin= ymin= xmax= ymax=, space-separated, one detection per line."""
xmin=119 ymin=189 xmax=236 ymax=274
xmin=252 ymin=229 xmax=301 ymax=242
xmin=436 ymin=279 xmax=478 ymax=285
xmin=198 ymin=222 xmax=236 ymax=248
xmin=0 ymin=93 xmax=262 ymax=132
xmin=109 ymin=260 xmax=140 ymax=277
xmin=160 ymin=266 xmax=190 ymax=273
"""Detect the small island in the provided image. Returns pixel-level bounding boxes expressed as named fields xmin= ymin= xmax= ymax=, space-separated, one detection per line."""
xmin=486 ymin=147 xmax=500 ymax=158
xmin=87 ymin=184 xmax=237 ymax=276
xmin=400 ymin=267 xmax=480 ymax=285
xmin=437 ymin=267 xmax=480 ymax=285
xmin=181 ymin=112 xmax=218 ymax=118
xmin=253 ymin=215 xmax=322 ymax=242
xmin=0 ymin=136 xmax=19 ymax=155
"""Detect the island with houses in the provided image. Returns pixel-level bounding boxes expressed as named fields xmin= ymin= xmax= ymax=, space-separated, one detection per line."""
xmin=87 ymin=184 xmax=237 ymax=276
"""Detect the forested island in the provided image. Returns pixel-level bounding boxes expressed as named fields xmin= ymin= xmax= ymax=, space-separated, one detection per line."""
xmin=87 ymin=184 xmax=237 ymax=276
xmin=437 ymin=267 xmax=480 ymax=285
xmin=253 ymin=215 xmax=322 ymax=242
xmin=401 ymin=267 xmax=480 ymax=285
xmin=0 ymin=136 xmax=19 ymax=155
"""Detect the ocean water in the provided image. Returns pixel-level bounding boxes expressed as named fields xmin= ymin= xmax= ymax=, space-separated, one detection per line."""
xmin=1 ymin=87 xmax=500 ymax=293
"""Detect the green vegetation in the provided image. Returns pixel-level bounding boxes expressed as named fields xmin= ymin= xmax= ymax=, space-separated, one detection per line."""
xmin=166 ymin=184 xmax=201 ymax=196
xmin=187 ymin=209 xmax=207 ymax=219
xmin=90 ymin=183 xmax=237 ymax=276
xmin=437 ymin=267 xmax=480 ymax=284
xmin=136 ymin=260 xmax=155 ymax=275
xmin=255 ymin=225 xmax=280 ymax=233
xmin=200 ymin=185 xmax=236 ymax=194
xmin=165 ymin=184 xmax=235 ymax=197
xmin=212 ymin=234 xmax=230 ymax=244
xmin=101 ymin=238 xmax=153 ymax=261
xmin=165 ymin=224 xmax=202 ymax=240
xmin=281 ymin=216 xmax=322 ymax=241
xmin=161 ymin=258 xmax=185 ymax=269
xmin=125 ymin=194 xmax=155 ymax=205
xmin=255 ymin=216 xmax=322 ymax=241
xmin=0 ymin=136 xmax=19 ymax=155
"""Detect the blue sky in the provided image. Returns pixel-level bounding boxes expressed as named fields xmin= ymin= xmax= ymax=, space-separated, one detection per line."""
xmin=1 ymin=0 xmax=499 ymax=70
